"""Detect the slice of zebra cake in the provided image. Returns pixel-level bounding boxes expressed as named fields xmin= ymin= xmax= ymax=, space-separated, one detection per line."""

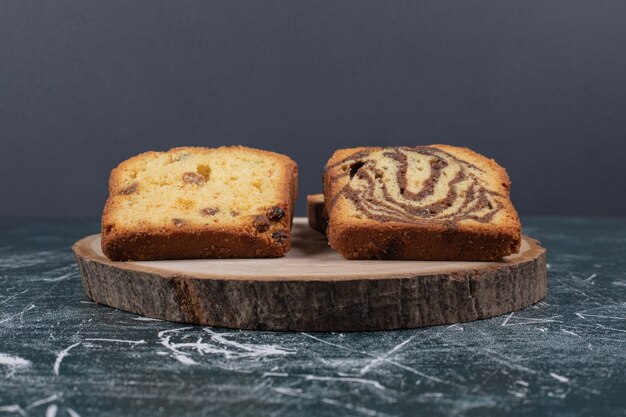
xmin=323 ymin=145 xmax=522 ymax=261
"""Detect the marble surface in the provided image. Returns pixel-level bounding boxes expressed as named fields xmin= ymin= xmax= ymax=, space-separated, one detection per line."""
xmin=0 ymin=217 xmax=625 ymax=417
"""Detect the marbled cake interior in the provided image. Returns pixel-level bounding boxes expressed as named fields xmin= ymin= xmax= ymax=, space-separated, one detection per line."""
xmin=327 ymin=146 xmax=507 ymax=225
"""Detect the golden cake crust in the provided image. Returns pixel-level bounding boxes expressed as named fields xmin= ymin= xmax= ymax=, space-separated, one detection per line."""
xmin=323 ymin=145 xmax=521 ymax=260
xmin=102 ymin=146 xmax=298 ymax=261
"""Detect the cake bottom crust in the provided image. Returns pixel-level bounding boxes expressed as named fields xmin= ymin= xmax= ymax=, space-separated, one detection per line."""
xmin=328 ymin=223 xmax=520 ymax=261
xmin=102 ymin=230 xmax=288 ymax=261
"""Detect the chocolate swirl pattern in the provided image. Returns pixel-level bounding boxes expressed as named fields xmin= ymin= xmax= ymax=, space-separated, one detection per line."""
xmin=327 ymin=147 xmax=505 ymax=224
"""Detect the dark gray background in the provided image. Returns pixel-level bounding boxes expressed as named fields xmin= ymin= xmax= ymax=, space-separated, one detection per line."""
xmin=1 ymin=0 xmax=625 ymax=217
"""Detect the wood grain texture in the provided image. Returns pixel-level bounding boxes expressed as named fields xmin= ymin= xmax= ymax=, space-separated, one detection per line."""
xmin=73 ymin=218 xmax=547 ymax=331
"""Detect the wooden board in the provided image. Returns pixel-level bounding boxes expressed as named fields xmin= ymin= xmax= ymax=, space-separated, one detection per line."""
xmin=72 ymin=218 xmax=547 ymax=331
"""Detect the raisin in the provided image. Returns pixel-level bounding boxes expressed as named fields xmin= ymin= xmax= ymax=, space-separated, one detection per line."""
xmin=173 ymin=218 xmax=186 ymax=227
xmin=253 ymin=215 xmax=270 ymax=232
xmin=200 ymin=207 xmax=220 ymax=216
xmin=119 ymin=182 xmax=138 ymax=195
xmin=271 ymin=231 xmax=288 ymax=243
xmin=267 ymin=206 xmax=285 ymax=221
xmin=182 ymin=172 xmax=205 ymax=185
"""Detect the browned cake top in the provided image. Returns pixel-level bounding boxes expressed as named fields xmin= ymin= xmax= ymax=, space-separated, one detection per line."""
xmin=325 ymin=145 xmax=516 ymax=226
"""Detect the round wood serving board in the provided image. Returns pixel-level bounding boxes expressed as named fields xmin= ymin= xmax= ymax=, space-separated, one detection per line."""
xmin=73 ymin=218 xmax=547 ymax=331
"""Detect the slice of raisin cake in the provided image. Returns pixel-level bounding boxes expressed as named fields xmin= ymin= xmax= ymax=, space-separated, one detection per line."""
xmin=102 ymin=146 xmax=297 ymax=261
xmin=323 ymin=145 xmax=521 ymax=261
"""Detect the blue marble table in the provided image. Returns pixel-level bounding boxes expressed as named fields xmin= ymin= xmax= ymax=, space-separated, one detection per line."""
xmin=0 ymin=217 xmax=625 ymax=417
